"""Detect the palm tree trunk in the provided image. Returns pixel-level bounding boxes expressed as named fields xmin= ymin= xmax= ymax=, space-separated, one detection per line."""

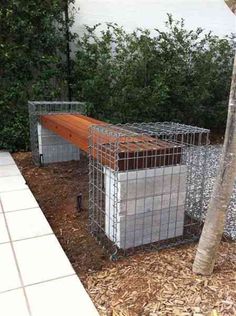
xmin=192 ymin=53 xmax=236 ymax=275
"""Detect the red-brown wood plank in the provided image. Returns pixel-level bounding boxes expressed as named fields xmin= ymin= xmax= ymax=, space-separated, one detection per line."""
xmin=40 ymin=114 xmax=182 ymax=169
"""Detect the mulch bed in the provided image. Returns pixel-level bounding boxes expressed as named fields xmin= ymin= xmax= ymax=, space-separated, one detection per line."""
xmin=13 ymin=152 xmax=236 ymax=316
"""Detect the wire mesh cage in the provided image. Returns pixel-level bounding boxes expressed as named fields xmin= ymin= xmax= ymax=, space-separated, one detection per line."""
xmin=88 ymin=122 xmax=210 ymax=255
xmin=201 ymin=145 xmax=236 ymax=240
xmin=28 ymin=101 xmax=86 ymax=165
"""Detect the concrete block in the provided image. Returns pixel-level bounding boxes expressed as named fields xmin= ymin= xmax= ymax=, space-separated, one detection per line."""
xmin=119 ymin=221 xmax=185 ymax=248
xmin=120 ymin=191 xmax=186 ymax=216
xmin=118 ymin=165 xmax=187 ymax=181
xmin=175 ymin=226 xmax=184 ymax=236
xmin=37 ymin=123 xmax=80 ymax=164
xmin=105 ymin=165 xmax=187 ymax=249
xmin=40 ymin=135 xmax=67 ymax=145
xmin=119 ymin=170 xmax=186 ymax=199
xmin=110 ymin=206 xmax=185 ymax=249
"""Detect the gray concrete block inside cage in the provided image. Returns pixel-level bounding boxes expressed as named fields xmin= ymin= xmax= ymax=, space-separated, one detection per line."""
xmin=104 ymin=165 xmax=187 ymax=249
xmin=37 ymin=123 xmax=80 ymax=164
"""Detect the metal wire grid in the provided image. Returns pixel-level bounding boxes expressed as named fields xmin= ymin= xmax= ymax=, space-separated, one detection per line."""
xmin=28 ymin=101 xmax=86 ymax=165
xmin=88 ymin=123 xmax=210 ymax=255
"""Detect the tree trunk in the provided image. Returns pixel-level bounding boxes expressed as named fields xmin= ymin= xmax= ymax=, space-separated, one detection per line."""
xmin=192 ymin=53 xmax=236 ymax=275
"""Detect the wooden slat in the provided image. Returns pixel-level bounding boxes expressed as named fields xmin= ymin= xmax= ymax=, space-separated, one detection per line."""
xmin=40 ymin=114 xmax=182 ymax=170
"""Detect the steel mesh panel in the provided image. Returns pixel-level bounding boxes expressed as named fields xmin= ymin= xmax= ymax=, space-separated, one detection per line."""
xmin=88 ymin=122 xmax=210 ymax=256
xmin=28 ymin=101 xmax=87 ymax=165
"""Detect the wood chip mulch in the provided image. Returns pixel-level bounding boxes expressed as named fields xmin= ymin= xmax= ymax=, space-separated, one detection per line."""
xmin=86 ymin=243 xmax=236 ymax=316
xmin=13 ymin=152 xmax=236 ymax=316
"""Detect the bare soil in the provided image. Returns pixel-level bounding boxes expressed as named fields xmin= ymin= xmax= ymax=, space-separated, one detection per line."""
xmin=13 ymin=152 xmax=236 ymax=316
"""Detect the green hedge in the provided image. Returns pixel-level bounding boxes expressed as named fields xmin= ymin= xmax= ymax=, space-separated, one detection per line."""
xmin=0 ymin=10 xmax=234 ymax=151
xmin=0 ymin=0 xmax=71 ymax=151
xmin=73 ymin=16 xmax=234 ymax=130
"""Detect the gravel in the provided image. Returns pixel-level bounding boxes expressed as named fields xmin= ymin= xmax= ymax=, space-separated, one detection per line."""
xmin=190 ymin=145 xmax=236 ymax=240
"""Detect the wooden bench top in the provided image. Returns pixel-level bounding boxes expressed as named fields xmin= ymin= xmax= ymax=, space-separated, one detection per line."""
xmin=40 ymin=114 xmax=182 ymax=170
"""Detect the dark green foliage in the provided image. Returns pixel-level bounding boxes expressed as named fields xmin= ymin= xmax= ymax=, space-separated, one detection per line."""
xmin=1 ymin=10 xmax=234 ymax=151
xmin=73 ymin=16 xmax=234 ymax=130
xmin=0 ymin=0 xmax=72 ymax=151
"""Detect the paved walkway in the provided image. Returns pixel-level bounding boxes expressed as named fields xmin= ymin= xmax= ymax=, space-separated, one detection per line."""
xmin=0 ymin=152 xmax=99 ymax=316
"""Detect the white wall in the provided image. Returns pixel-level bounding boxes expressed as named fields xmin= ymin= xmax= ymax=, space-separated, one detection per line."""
xmin=72 ymin=0 xmax=235 ymax=37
